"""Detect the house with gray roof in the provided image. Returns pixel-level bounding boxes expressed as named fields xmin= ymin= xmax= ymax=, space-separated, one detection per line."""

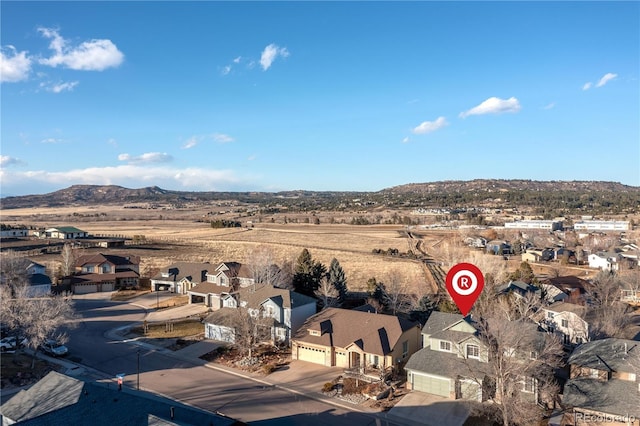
xmin=562 ymin=338 xmax=640 ymax=423
xmin=535 ymin=301 xmax=589 ymax=348
xmin=0 ymin=370 xmax=237 ymax=426
xmin=204 ymin=284 xmax=316 ymax=344
xmin=291 ymin=307 xmax=420 ymax=376
xmin=151 ymin=262 xmax=211 ymax=295
xmin=187 ymin=262 xmax=257 ymax=307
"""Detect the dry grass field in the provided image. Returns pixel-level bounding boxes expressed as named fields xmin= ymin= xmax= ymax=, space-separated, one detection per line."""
xmin=1 ymin=205 xmax=440 ymax=293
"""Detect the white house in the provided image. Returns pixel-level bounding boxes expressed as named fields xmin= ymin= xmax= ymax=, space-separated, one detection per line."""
xmin=204 ymin=284 xmax=317 ymax=344
xmin=537 ymin=302 xmax=589 ymax=347
xmin=44 ymin=227 xmax=89 ymax=239
xmin=0 ymin=225 xmax=29 ymax=238
xmin=588 ymin=253 xmax=619 ymax=272
xmin=574 ymin=220 xmax=630 ymax=232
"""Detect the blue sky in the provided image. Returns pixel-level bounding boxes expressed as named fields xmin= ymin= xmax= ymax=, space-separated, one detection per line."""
xmin=1 ymin=1 xmax=638 ymax=197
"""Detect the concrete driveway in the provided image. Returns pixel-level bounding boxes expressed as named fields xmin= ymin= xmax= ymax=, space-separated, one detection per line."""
xmin=386 ymin=391 xmax=471 ymax=426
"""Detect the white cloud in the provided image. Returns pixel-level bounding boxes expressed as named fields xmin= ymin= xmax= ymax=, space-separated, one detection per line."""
xmin=260 ymin=43 xmax=289 ymax=71
xmin=233 ymin=56 xmax=241 ymax=64
xmin=212 ymin=133 xmax=234 ymax=143
xmin=0 ymin=165 xmax=248 ymax=193
xmin=221 ymin=65 xmax=232 ymax=76
xmin=1 ymin=46 xmax=32 ymax=82
xmin=542 ymin=102 xmax=556 ymax=110
xmin=38 ymin=27 xmax=124 ymax=71
xmin=41 ymin=137 xmax=64 ymax=144
xmin=182 ymin=133 xmax=234 ymax=149
xmin=118 ymin=152 xmax=173 ymax=164
xmin=459 ymin=96 xmax=521 ymax=118
xmin=596 ymin=72 xmax=617 ymax=87
xmin=0 ymin=155 xmax=25 ymax=167
xmin=412 ymin=116 xmax=449 ymax=135
xmin=47 ymin=80 xmax=79 ymax=93
xmin=582 ymin=82 xmax=593 ymax=91
xmin=402 ymin=137 xmax=410 ymax=143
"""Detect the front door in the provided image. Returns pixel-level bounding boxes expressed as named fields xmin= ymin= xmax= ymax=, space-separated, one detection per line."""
xmin=351 ymin=352 xmax=361 ymax=368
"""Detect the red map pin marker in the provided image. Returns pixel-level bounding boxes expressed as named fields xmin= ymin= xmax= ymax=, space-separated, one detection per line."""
xmin=445 ymin=263 xmax=485 ymax=316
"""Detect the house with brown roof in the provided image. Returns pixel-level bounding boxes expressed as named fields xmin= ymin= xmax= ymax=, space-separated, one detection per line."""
xmin=187 ymin=262 xmax=256 ymax=308
xmin=204 ymin=284 xmax=316 ymax=343
xmin=291 ymin=307 xmax=421 ymax=375
xmin=67 ymin=253 xmax=140 ymax=294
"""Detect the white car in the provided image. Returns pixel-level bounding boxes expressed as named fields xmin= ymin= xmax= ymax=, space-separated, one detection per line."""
xmin=40 ymin=339 xmax=68 ymax=357
xmin=0 ymin=336 xmax=27 ymax=353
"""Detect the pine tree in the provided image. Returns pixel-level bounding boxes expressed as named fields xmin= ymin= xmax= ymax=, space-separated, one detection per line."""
xmin=327 ymin=258 xmax=348 ymax=306
xmin=292 ymin=248 xmax=326 ymax=296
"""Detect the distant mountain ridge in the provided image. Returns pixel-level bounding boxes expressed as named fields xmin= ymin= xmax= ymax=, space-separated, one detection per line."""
xmin=1 ymin=180 xmax=638 ymax=210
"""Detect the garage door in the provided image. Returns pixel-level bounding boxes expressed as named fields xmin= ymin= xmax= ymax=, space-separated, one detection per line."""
xmin=412 ymin=373 xmax=450 ymax=398
xmin=460 ymin=380 xmax=482 ymax=401
xmin=74 ymin=284 xmax=97 ymax=294
xmin=297 ymin=345 xmax=326 ymax=365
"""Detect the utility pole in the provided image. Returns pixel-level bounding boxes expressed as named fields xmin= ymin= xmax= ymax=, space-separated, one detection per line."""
xmin=137 ymin=349 xmax=140 ymax=390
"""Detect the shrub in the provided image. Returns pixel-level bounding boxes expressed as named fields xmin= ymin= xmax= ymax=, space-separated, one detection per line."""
xmin=261 ymin=363 xmax=276 ymax=375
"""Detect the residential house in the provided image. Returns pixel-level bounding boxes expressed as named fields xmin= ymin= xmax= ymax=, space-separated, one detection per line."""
xmin=151 ymin=262 xmax=211 ymax=294
xmin=588 ymin=252 xmax=619 ymax=272
xmin=0 ymin=371 xmax=237 ymax=426
xmin=291 ymin=307 xmax=421 ymax=375
xmin=562 ymin=338 xmax=640 ymax=425
xmin=536 ymin=302 xmax=589 ymax=348
xmin=554 ymin=247 xmax=577 ymax=264
xmin=464 ymin=236 xmax=487 ymax=249
xmin=539 ymin=283 xmax=569 ymax=304
xmin=405 ymin=312 xmax=490 ymax=401
xmin=0 ymin=224 xmax=28 ymax=239
xmin=187 ymin=262 xmax=256 ymax=307
xmin=541 ymin=276 xmax=593 ymax=306
xmin=67 ymin=253 xmax=141 ymax=294
xmin=44 ymin=226 xmax=89 ymax=239
xmin=204 ymin=284 xmax=316 ymax=344
xmin=521 ymin=247 xmax=554 ymax=263
xmin=0 ymin=258 xmax=52 ymax=297
xmin=485 ymin=240 xmax=513 ymax=256
xmin=496 ymin=280 xmax=541 ymax=302
xmin=405 ymin=312 xmax=546 ymax=403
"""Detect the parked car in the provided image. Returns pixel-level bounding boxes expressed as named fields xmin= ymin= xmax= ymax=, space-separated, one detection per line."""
xmin=39 ymin=339 xmax=68 ymax=357
xmin=0 ymin=336 xmax=27 ymax=353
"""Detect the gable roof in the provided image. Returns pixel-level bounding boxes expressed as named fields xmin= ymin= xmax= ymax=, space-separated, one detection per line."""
xmin=293 ymin=307 xmax=418 ymax=356
xmin=75 ymin=253 xmax=140 ymax=267
xmin=405 ymin=346 xmax=490 ymax=380
xmin=238 ymin=284 xmax=316 ymax=309
xmin=0 ymin=371 xmax=236 ymax=426
xmin=568 ymin=338 xmax=640 ymax=373
xmin=563 ymin=376 xmax=640 ymax=417
xmin=545 ymin=301 xmax=587 ymax=316
xmin=215 ymin=262 xmax=253 ymax=280
xmin=152 ymin=262 xmax=211 ymax=283
xmin=422 ymin=311 xmax=465 ymax=336
xmin=188 ymin=281 xmax=234 ymax=296
xmin=46 ymin=226 xmax=86 ymax=233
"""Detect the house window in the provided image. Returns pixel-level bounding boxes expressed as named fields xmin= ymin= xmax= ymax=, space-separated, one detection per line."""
xmin=523 ymin=377 xmax=535 ymax=393
xmin=530 ymin=351 xmax=538 ymax=360
xmin=84 ymin=265 xmax=95 ymax=273
xmin=547 ymin=312 xmax=554 ymax=319
xmin=561 ymin=319 xmax=569 ymax=328
xmin=466 ymin=344 xmax=480 ymax=359
xmin=102 ymin=264 xmax=111 ymax=273
xmin=440 ymin=341 xmax=451 ymax=352
xmin=589 ymin=369 xmax=599 ymax=379
xmin=309 ymin=330 xmax=320 ymax=336
xmin=402 ymin=341 xmax=409 ymax=358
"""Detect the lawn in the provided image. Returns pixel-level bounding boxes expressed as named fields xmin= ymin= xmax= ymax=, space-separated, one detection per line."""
xmin=130 ymin=318 xmax=203 ymax=339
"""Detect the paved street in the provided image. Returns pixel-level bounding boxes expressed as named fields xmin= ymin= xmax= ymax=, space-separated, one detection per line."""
xmin=45 ymin=293 xmax=409 ymax=425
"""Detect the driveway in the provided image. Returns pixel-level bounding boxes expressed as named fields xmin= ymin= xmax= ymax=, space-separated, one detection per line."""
xmin=386 ymin=391 xmax=471 ymax=426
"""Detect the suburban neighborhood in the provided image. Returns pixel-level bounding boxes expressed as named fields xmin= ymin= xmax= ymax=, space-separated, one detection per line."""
xmin=1 ymin=210 xmax=639 ymax=426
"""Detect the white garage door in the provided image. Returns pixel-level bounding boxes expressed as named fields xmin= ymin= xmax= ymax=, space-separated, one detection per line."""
xmin=206 ymin=324 xmax=235 ymax=343
xmin=74 ymin=284 xmax=97 ymax=294
xmin=297 ymin=345 xmax=326 ymax=365
xmin=411 ymin=373 xmax=450 ymax=398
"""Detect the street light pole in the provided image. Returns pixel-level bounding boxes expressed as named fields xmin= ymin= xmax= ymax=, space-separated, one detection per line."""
xmin=137 ymin=349 xmax=140 ymax=390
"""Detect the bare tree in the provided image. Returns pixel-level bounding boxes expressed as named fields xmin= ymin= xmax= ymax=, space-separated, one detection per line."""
xmin=222 ymin=306 xmax=273 ymax=360
xmin=247 ymin=246 xmax=288 ymax=289
xmin=1 ymin=256 xmax=76 ymax=368
xmin=314 ymin=276 xmax=338 ymax=310
xmin=382 ymin=271 xmax=413 ymax=315
xmin=466 ymin=302 xmax=563 ymax=426
xmin=587 ymin=271 xmax=632 ymax=339
xmin=60 ymin=243 xmax=76 ymax=277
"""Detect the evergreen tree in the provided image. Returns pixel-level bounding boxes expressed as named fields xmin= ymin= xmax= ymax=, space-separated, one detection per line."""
xmin=327 ymin=258 xmax=348 ymax=306
xmin=292 ymin=248 xmax=326 ymax=296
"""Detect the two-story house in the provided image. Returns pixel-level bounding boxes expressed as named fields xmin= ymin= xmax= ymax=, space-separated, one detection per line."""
xmin=204 ymin=284 xmax=316 ymax=344
xmin=562 ymin=338 xmax=640 ymax=425
xmin=151 ymin=262 xmax=211 ymax=294
xmin=291 ymin=306 xmax=421 ymax=376
xmin=536 ymin=302 xmax=589 ymax=348
xmin=588 ymin=252 xmax=619 ymax=272
xmin=187 ymin=262 xmax=256 ymax=307
xmin=405 ymin=312 xmax=490 ymax=401
xmin=67 ymin=253 xmax=140 ymax=294
xmin=0 ymin=258 xmax=52 ymax=297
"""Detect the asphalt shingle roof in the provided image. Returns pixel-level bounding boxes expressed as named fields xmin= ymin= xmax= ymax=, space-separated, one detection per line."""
xmin=151 ymin=262 xmax=211 ymax=283
xmin=422 ymin=312 xmax=465 ymax=336
xmin=293 ymin=307 xmax=418 ymax=356
xmin=0 ymin=371 xmax=236 ymax=426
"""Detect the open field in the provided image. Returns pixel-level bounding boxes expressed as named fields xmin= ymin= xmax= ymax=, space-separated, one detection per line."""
xmin=1 ymin=205 xmax=440 ymax=293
